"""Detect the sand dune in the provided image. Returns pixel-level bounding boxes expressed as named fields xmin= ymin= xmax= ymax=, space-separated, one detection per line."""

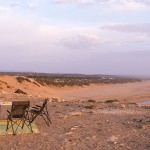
xmin=0 ymin=75 xmax=150 ymax=102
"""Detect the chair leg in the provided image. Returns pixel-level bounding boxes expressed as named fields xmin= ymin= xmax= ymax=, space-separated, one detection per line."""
xmin=10 ymin=120 xmax=16 ymax=135
xmin=14 ymin=119 xmax=23 ymax=134
xmin=24 ymin=113 xmax=33 ymax=133
xmin=26 ymin=116 xmax=33 ymax=133
xmin=45 ymin=107 xmax=52 ymax=124
xmin=41 ymin=112 xmax=52 ymax=126
xmin=41 ymin=115 xmax=49 ymax=126
xmin=28 ymin=121 xmax=33 ymax=133
xmin=22 ymin=118 xmax=25 ymax=129
xmin=6 ymin=119 xmax=9 ymax=131
xmin=46 ymin=113 xmax=51 ymax=124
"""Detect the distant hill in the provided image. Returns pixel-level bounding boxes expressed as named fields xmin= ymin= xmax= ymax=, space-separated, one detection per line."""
xmin=0 ymin=72 xmax=143 ymax=87
xmin=0 ymin=71 xmax=146 ymax=79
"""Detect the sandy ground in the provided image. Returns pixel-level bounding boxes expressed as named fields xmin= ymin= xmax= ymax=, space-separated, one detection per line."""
xmin=0 ymin=75 xmax=149 ymax=150
xmin=54 ymin=80 xmax=150 ymax=102
xmin=0 ymin=99 xmax=149 ymax=150
xmin=0 ymin=75 xmax=150 ymax=102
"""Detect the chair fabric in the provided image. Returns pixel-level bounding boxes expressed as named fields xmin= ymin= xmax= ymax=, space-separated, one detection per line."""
xmin=30 ymin=99 xmax=51 ymax=126
xmin=6 ymin=101 xmax=33 ymax=135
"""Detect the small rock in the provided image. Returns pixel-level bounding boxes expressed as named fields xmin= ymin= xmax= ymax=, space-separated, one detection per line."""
xmin=133 ymin=129 xmax=136 ymax=132
xmin=71 ymin=127 xmax=78 ymax=131
xmin=127 ymin=121 xmax=130 ymax=124
xmin=42 ymin=133 xmax=49 ymax=136
xmin=120 ymin=104 xmax=126 ymax=108
xmin=120 ymin=143 xmax=125 ymax=146
xmin=85 ymin=137 xmax=91 ymax=140
xmin=69 ymin=112 xmax=83 ymax=116
xmin=59 ymin=114 xmax=64 ymax=118
xmin=92 ymin=135 xmax=97 ymax=140
xmin=66 ymin=132 xmax=74 ymax=135
xmin=64 ymin=115 xmax=69 ymax=119
xmin=126 ymin=146 xmax=131 ymax=149
xmin=108 ymin=135 xmax=118 ymax=142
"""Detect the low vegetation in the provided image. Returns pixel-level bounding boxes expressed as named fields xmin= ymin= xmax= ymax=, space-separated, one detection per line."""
xmin=0 ymin=72 xmax=143 ymax=87
xmin=14 ymin=89 xmax=27 ymax=95
xmin=105 ymin=99 xmax=119 ymax=103
xmin=87 ymin=99 xmax=96 ymax=103
xmin=84 ymin=105 xmax=95 ymax=109
xmin=28 ymin=75 xmax=142 ymax=87
xmin=32 ymin=81 xmax=40 ymax=87
xmin=16 ymin=76 xmax=31 ymax=83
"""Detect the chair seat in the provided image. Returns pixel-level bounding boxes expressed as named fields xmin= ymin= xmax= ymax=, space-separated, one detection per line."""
xmin=30 ymin=109 xmax=40 ymax=114
xmin=12 ymin=114 xmax=24 ymax=118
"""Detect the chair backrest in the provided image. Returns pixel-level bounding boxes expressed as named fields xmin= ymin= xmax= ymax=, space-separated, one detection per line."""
xmin=11 ymin=101 xmax=30 ymax=118
xmin=40 ymin=99 xmax=48 ymax=111
xmin=30 ymin=99 xmax=48 ymax=122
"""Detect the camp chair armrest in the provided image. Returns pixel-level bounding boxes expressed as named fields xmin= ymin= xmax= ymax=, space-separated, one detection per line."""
xmin=35 ymin=105 xmax=41 ymax=108
xmin=7 ymin=110 xmax=10 ymax=114
xmin=31 ymin=107 xmax=40 ymax=110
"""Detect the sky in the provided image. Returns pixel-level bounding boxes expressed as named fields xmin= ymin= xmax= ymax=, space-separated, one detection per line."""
xmin=0 ymin=0 xmax=150 ymax=76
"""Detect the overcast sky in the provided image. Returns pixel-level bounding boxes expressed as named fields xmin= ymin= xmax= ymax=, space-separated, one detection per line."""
xmin=0 ymin=0 xmax=150 ymax=76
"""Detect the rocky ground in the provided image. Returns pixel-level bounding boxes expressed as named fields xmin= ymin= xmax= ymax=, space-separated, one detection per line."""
xmin=0 ymin=97 xmax=149 ymax=150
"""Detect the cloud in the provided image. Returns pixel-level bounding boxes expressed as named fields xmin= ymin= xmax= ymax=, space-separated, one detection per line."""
xmin=11 ymin=1 xmax=20 ymax=7
xmin=53 ymin=0 xmax=94 ymax=5
xmin=27 ymin=3 xmax=35 ymax=9
xmin=0 ymin=13 xmax=59 ymax=48
xmin=0 ymin=6 xmax=12 ymax=14
xmin=78 ymin=33 xmax=101 ymax=43
xmin=61 ymin=33 xmax=102 ymax=49
xmin=101 ymin=23 xmax=150 ymax=40
xmin=96 ymin=0 xmax=149 ymax=11
xmin=100 ymin=23 xmax=150 ymax=47
xmin=1 ymin=0 xmax=149 ymax=11
xmin=101 ymin=23 xmax=150 ymax=33
xmin=52 ymin=0 xmax=150 ymax=8
xmin=97 ymin=0 xmax=150 ymax=6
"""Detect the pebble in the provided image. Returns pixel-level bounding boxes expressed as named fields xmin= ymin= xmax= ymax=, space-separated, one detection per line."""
xmin=120 ymin=143 xmax=125 ymax=146
xmin=120 ymin=104 xmax=126 ymax=108
xmin=65 ymin=132 xmax=74 ymax=135
xmin=69 ymin=112 xmax=83 ymax=116
xmin=108 ymin=135 xmax=118 ymax=142
xmin=42 ymin=133 xmax=49 ymax=137
xmin=92 ymin=135 xmax=97 ymax=140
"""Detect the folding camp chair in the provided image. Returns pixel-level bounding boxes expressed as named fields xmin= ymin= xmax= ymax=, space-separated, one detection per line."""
xmin=6 ymin=101 xmax=33 ymax=135
xmin=30 ymin=99 xmax=51 ymax=126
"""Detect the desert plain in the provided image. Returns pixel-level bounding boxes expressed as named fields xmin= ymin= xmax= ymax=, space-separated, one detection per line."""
xmin=0 ymin=75 xmax=149 ymax=150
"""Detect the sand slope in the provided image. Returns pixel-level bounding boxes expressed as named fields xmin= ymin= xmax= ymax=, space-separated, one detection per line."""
xmin=0 ymin=75 xmax=150 ymax=102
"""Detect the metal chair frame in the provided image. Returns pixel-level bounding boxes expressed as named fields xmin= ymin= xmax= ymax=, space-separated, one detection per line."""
xmin=30 ymin=99 xmax=51 ymax=126
xmin=6 ymin=101 xmax=33 ymax=135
